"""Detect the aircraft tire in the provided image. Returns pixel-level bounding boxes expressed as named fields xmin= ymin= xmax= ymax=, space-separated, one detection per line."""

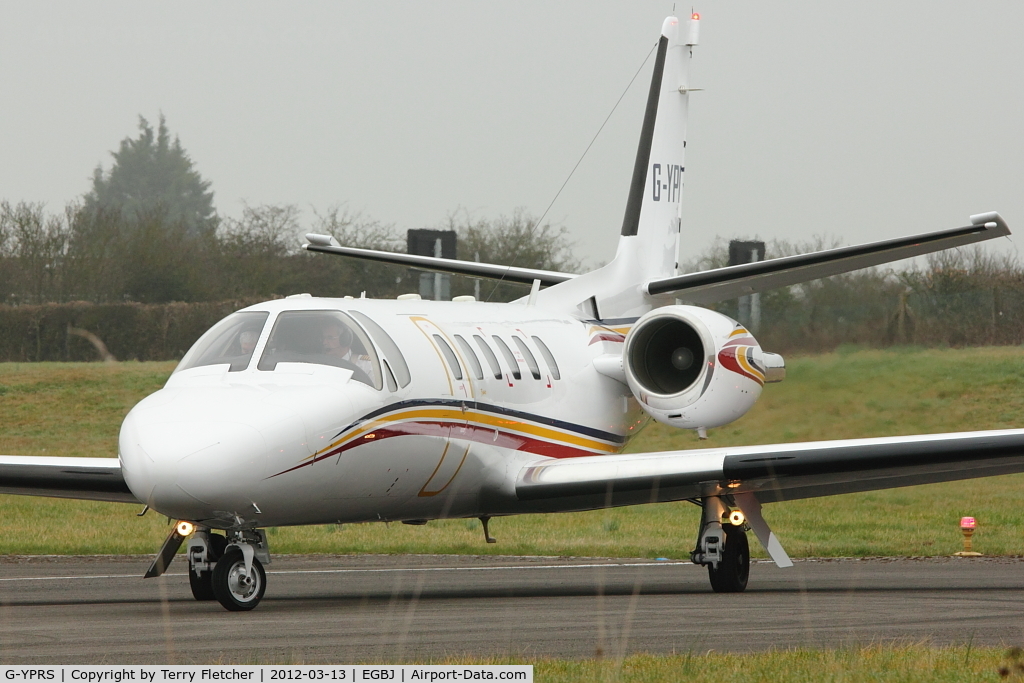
xmin=212 ymin=548 xmax=267 ymax=611
xmin=708 ymin=524 xmax=749 ymax=593
xmin=188 ymin=533 xmax=227 ymax=601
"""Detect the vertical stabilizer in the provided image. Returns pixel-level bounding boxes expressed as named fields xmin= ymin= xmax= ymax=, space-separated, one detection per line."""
xmin=540 ymin=14 xmax=698 ymax=319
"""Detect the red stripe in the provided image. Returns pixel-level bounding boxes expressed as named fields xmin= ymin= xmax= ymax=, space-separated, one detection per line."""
xmin=268 ymin=420 xmax=604 ymax=479
xmin=588 ymin=333 xmax=625 ymax=345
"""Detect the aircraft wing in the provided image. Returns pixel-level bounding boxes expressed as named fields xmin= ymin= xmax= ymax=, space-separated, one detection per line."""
xmin=516 ymin=429 xmax=1024 ymax=508
xmin=303 ymin=236 xmax=577 ymax=287
xmin=0 ymin=455 xmax=138 ymax=503
xmin=645 ymin=212 xmax=1010 ymax=304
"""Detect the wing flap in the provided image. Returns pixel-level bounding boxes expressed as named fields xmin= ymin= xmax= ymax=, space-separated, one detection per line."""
xmin=0 ymin=456 xmax=138 ymax=503
xmin=645 ymin=213 xmax=1010 ymax=303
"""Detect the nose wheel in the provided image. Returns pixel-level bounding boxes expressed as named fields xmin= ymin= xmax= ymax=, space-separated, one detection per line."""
xmin=212 ymin=548 xmax=267 ymax=611
xmin=188 ymin=533 xmax=227 ymax=601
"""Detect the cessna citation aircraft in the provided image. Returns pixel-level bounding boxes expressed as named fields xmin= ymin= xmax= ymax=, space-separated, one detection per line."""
xmin=1 ymin=14 xmax=1020 ymax=611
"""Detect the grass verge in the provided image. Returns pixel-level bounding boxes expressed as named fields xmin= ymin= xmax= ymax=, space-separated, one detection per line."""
xmin=524 ymin=644 xmax=1016 ymax=682
xmin=2 ymin=348 xmax=1024 ymax=557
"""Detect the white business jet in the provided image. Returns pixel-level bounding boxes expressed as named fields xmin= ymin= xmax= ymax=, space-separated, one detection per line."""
xmin=1 ymin=14 xmax=1019 ymax=611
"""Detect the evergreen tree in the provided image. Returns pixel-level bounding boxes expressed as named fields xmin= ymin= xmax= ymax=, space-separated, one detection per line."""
xmin=84 ymin=115 xmax=217 ymax=236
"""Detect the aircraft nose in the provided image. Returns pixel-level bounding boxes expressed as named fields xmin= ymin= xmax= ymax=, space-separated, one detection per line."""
xmin=119 ymin=386 xmax=277 ymax=521
xmin=119 ymin=379 xmax=361 ymax=524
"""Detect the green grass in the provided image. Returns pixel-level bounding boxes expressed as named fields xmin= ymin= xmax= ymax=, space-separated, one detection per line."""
xmin=2 ymin=348 xmax=1024 ymax=557
xmin=198 ymin=645 xmax=1023 ymax=681
xmin=526 ymin=644 xmax=1017 ymax=682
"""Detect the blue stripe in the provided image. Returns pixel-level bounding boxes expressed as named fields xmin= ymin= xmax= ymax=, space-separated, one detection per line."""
xmin=333 ymin=398 xmax=626 ymax=445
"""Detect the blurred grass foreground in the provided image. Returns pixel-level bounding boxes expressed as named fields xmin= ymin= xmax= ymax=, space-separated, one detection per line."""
xmin=1 ymin=347 xmax=1023 ymax=557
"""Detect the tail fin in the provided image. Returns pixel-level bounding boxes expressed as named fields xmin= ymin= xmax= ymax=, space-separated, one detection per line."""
xmin=540 ymin=14 xmax=698 ymax=319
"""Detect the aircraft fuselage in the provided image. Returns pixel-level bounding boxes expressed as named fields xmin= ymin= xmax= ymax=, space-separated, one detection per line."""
xmin=118 ymin=296 xmax=648 ymax=530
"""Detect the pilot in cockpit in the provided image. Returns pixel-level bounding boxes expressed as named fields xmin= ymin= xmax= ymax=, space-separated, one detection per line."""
xmin=239 ymin=330 xmax=259 ymax=356
xmin=321 ymin=320 xmax=372 ymax=377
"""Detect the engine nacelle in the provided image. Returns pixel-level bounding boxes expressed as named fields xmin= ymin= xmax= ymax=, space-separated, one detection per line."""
xmin=623 ymin=305 xmax=781 ymax=430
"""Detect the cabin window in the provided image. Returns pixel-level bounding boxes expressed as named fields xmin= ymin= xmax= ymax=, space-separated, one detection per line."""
xmin=257 ymin=310 xmax=382 ymax=389
xmin=531 ymin=336 xmax=561 ymax=380
xmin=473 ymin=335 xmax=502 ymax=379
xmin=382 ymin=359 xmax=398 ymax=392
xmin=454 ymin=335 xmax=484 ymax=380
xmin=512 ymin=336 xmax=542 ymax=379
xmin=433 ymin=335 xmax=463 ymax=380
xmin=176 ymin=311 xmax=269 ymax=373
xmin=348 ymin=310 xmax=411 ymax=387
xmin=492 ymin=336 xmax=522 ymax=380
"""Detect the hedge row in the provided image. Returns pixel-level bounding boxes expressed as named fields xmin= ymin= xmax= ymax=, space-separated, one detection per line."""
xmin=0 ymin=299 xmax=266 ymax=362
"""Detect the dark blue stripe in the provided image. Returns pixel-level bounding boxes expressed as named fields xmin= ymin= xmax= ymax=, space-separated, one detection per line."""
xmin=583 ymin=318 xmax=639 ymax=326
xmin=333 ymin=398 xmax=626 ymax=445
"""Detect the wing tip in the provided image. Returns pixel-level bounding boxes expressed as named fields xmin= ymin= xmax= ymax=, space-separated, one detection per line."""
xmin=970 ymin=211 xmax=1011 ymax=236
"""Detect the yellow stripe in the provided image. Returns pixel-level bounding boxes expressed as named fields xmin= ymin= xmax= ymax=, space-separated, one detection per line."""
xmin=315 ymin=407 xmax=619 ymax=457
xmin=735 ymin=348 xmax=765 ymax=382
xmin=588 ymin=325 xmax=631 ymax=336
xmin=463 ymin=410 xmax=618 ymax=453
xmin=729 ymin=328 xmax=749 ymax=337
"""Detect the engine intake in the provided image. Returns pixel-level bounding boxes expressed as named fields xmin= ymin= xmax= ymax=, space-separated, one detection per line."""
xmin=623 ymin=305 xmax=777 ymax=430
xmin=628 ymin=317 xmax=705 ymax=396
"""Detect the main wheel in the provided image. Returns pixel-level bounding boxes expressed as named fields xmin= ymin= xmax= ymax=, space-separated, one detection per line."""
xmin=188 ymin=533 xmax=227 ymax=601
xmin=708 ymin=524 xmax=749 ymax=593
xmin=211 ymin=548 xmax=267 ymax=611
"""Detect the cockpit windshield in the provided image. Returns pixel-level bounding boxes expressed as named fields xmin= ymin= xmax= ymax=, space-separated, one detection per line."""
xmin=175 ymin=311 xmax=270 ymax=373
xmin=257 ymin=310 xmax=382 ymax=389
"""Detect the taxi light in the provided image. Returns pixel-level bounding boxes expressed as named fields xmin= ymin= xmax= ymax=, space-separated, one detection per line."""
xmin=692 ymin=12 xmax=700 ymax=20
xmin=955 ymin=516 xmax=982 ymax=557
xmin=728 ymin=510 xmax=745 ymax=526
xmin=176 ymin=520 xmax=195 ymax=537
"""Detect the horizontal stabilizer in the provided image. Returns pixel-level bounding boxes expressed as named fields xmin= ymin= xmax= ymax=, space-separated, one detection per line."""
xmin=303 ymin=236 xmax=576 ymax=287
xmin=645 ymin=212 xmax=1010 ymax=303
xmin=0 ymin=455 xmax=138 ymax=503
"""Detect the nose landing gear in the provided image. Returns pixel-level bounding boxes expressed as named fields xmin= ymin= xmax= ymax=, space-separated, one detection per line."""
xmin=185 ymin=530 xmax=227 ymax=601
xmin=212 ymin=547 xmax=267 ymax=610
xmin=184 ymin=528 xmax=271 ymax=611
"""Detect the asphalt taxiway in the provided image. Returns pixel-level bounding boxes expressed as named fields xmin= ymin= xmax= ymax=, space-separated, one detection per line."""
xmin=1 ymin=554 xmax=1022 ymax=663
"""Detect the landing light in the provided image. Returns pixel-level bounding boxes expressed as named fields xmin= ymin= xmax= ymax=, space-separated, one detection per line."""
xmin=176 ymin=520 xmax=195 ymax=537
xmin=692 ymin=12 xmax=700 ymax=20
xmin=728 ymin=510 xmax=745 ymax=526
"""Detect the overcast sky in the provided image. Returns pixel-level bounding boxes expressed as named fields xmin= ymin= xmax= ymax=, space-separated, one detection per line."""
xmin=2 ymin=2 xmax=1022 ymax=269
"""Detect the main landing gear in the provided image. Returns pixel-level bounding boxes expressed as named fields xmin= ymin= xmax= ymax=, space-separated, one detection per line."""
xmin=146 ymin=523 xmax=271 ymax=611
xmin=691 ymin=495 xmax=750 ymax=593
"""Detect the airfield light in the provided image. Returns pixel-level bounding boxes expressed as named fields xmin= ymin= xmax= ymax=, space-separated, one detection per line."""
xmin=728 ymin=510 xmax=745 ymax=526
xmin=176 ymin=520 xmax=196 ymax=537
xmin=954 ymin=516 xmax=982 ymax=557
